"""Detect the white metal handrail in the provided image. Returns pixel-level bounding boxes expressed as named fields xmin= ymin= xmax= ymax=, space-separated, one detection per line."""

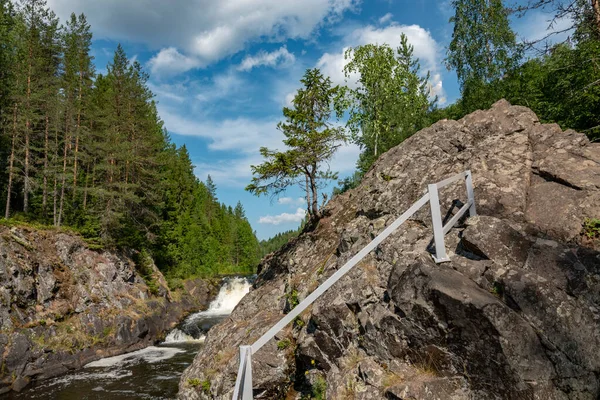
xmin=232 ymin=171 xmax=476 ymax=399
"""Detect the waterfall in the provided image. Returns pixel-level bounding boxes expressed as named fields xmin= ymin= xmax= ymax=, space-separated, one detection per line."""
xmin=163 ymin=276 xmax=252 ymax=343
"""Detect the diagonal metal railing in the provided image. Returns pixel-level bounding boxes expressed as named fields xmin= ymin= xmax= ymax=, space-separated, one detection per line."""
xmin=232 ymin=171 xmax=477 ymax=399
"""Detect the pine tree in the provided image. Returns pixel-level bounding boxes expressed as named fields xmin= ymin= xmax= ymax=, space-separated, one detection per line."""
xmin=37 ymin=7 xmax=60 ymax=219
xmin=205 ymin=174 xmax=217 ymax=221
xmin=247 ymin=68 xmax=345 ymax=222
xmin=0 ymin=0 xmax=16 ymax=121
xmin=94 ymin=44 xmax=132 ymax=238
xmin=18 ymin=0 xmax=57 ymax=214
xmin=232 ymin=201 xmax=259 ymax=271
xmin=0 ymin=0 xmax=18 ymax=218
xmin=63 ymin=13 xmax=93 ymax=205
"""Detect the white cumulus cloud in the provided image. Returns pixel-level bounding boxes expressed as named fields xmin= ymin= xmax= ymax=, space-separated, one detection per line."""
xmin=158 ymin=104 xmax=283 ymax=154
xmin=278 ymin=197 xmax=306 ymax=206
xmin=148 ymin=47 xmax=202 ymax=77
xmin=259 ymin=208 xmax=307 ymax=225
xmin=48 ymin=0 xmax=361 ymax=76
xmin=238 ymin=47 xmax=296 ymax=71
xmin=378 ymin=13 xmax=393 ymax=25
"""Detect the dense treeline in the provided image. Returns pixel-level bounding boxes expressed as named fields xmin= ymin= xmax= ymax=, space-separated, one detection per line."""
xmin=431 ymin=0 xmax=600 ymax=141
xmin=0 ymin=0 xmax=260 ymax=279
xmin=259 ymin=224 xmax=304 ymax=257
xmin=432 ymin=39 xmax=600 ymax=140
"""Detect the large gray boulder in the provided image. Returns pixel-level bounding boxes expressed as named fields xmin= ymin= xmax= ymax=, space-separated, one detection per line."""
xmin=179 ymin=100 xmax=600 ymax=399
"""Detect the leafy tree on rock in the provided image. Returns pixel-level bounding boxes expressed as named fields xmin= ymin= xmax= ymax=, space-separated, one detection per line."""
xmin=446 ymin=0 xmax=519 ymax=112
xmin=246 ymin=68 xmax=345 ymax=222
xmin=343 ymin=34 xmax=431 ymax=173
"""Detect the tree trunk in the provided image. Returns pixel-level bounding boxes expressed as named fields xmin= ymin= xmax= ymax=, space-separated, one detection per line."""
xmin=5 ymin=103 xmax=18 ymax=219
xmin=73 ymin=67 xmax=84 ymax=198
xmin=373 ymin=116 xmax=379 ymax=158
xmin=24 ymin=52 xmax=32 ymax=214
xmin=305 ymin=174 xmax=312 ymax=217
xmin=83 ymin=121 xmax=94 ymax=210
xmin=309 ymin=165 xmax=320 ymax=218
xmin=42 ymin=113 xmax=49 ymax=213
xmin=374 ymin=130 xmax=378 ymax=158
xmin=53 ymin=174 xmax=58 ymax=225
xmin=83 ymin=161 xmax=93 ymax=210
xmin=52 ymin=123 xmax=58 ymax=226
xmin=593 ymin=0 xmax=600 ymax=33
xmin=58 ymin=117 xmax=70 ymax=227
xmin=53 ymin=104 xmax=60 ymax=225
xmin=72 ymin=123 xmax=80 ymax=198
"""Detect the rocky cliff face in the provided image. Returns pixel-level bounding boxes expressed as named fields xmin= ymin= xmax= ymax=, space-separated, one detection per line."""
xmin=179 ymin=100 xmax=600 ymax=400
xmin=0 ymin=226 xmax=218 ymax=394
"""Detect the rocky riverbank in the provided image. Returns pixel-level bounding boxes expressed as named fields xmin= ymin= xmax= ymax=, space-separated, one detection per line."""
xmin=179 ymin=100 xmax=600 ymax=399
xmin=0 ymin=226 xmax=219 ymax=394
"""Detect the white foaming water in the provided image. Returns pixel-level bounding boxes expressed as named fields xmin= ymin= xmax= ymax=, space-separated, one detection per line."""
xmin=203 ymin=276 xmax=252 ymax=315
xmin=164 ymin=328 xmax=205 ymax=343
xmin=38 ymin=369 xmax=134 ymax=389
xmin=162 ymin=276 xmax=252 ymax=343
xmin=85 ymin=346 xmax=185 ymax=368
xmin=15 ymin=278 xmax=252 ymax=399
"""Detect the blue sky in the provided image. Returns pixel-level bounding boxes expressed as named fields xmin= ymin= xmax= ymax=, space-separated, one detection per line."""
xmin=47 ymin=0 xmax=569 ymax=240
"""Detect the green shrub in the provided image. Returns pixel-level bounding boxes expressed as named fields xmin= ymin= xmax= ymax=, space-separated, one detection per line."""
xmin=380 ymin=172 xmax=393 ymax=182
xmin=490 ymin=281 xmax=504 ymax=297
xmin=277 ymin=338 xmax=291 ymax=350
xmin=583 ymin=218 xmax=600 ymax=239
xmin=312 ymin=375 xmax=327 ymax=400
xmin=201 ymin=379 xmax=211 ymax=394
xmin=134 ymin=249 xmax=160 ymax=296
xmin=286 ymin=289 xmax=299 ymax=309
xmin=187 ymin=378 xmax=201 ymax=387
xmin=167 ymin=277 xmax=184 ymax=291
xmin=102 ymin=326 xmax=114 ymax=338
xmin=293 ymin=316 xmax=305 ymax=328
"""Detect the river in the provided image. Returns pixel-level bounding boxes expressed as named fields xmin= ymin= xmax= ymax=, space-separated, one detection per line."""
xmin=6 ymin=277 xmax=252 ymax=400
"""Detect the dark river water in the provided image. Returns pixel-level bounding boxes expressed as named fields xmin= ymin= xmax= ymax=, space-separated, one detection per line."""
xmin=6 ymin=343 xmax=202 ymax=400
xmin=5 ymin=277 xmax=252 ymax=400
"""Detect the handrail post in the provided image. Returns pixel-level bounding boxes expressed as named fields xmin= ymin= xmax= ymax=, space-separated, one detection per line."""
xmin=429 ymin=183 xmax=450 ymax=263
xmin=232 ymin=346 xmax=253 ymax=400
xmin=465 ymin=170 xmax=477 ymax=217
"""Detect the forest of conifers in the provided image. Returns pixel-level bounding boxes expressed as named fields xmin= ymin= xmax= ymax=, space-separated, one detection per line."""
xmin=0 ymin=0 xmax=260 ymax=279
